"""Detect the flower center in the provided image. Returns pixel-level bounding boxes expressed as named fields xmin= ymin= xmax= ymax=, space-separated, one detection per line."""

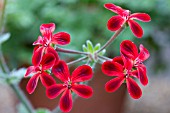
xmin=64 ymin=80 xmax=72 ymax=89
xmin=122 ymin=10 xmax=131 ymax=20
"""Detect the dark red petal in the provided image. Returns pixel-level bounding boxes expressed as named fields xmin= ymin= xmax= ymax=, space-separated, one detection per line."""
xmin=40 ymin=72 xmax=56 ymax=87
xmin=138 ymin=44 xmax=150 ymax=62
xmin=52 ymin=60 xmax=70 ymax=82
xmin=32 ymin=47 xmax=44 ymax=66
xmin=126 ymin=77 xmax=142 ymax=99
xmin=45 ymin=47 xmax=59 ymax=64
xmin=137 ymin=65 xmax=148 ymax=86
xmin=60 ymin=89 xmax=72 ymax=112
xmin=105 ymin=77 xmax=124 ymax=93
xmin=72 ymin=84 xmax=93 ymax=98
xmin=71 ymin=65 xmax=93 ymax=82
xmin=131 ymin=70 xmax=139 ymax=78
xmin=128 ymin=20 xmax=143 ymax=38
xmin=112 ymin=56 xmax=124 ymax=66
xmin=102 ymin=61 xmax=123 ymax=76
xmin=120 ymin=40 xmax=138 ymax=60
xmin=107 ymin=15 xmax=125 ymax=31
xmin=40 ymin=23 xmax=55 ymax=36
xmin=104 ymin=3 xmax=125 ymax=15
xmin=26 ymin=74 xmax=40 ymax=94
xmin=33 ymin=36 xmax=43 ymax=45
xmin=25 ymin=66 xmax=35 ymax=77
xmin=46 ymin=84 xmax=66 ymax=99
xmin=52 ymin=32 xmax=71 ymax=45
xmin=41 ymin=53 xmax=56 ymax=70
xmin=129 ymin=13 xmax=151 ymax=22
xmin=121 ymin=54 xmax=133 ymax=70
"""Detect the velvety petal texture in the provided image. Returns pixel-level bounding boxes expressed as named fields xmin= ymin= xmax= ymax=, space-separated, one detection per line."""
xmin=128 ymin=20 xmax=143 ymax=38
xmin=104 ymin=3 xmax=125 ymax=15
xmin=120 ymin=40 xmax=138 ymax=59
xmin=41 ymin=53 xmax=56 ymax=70
xmin=107 ymin=15 xmax=124 ymax=31
xmin=126 ymin=77 xmax=142 ymax=99
xmin=52 ymin=32 xmax=71 ymax=45
xmin=138 ymin=44 xmax=150 ymax=62
xmin=46 ymin=84 xmax=66 ymax=99
xmin=40 ymin=23 xmax=55 ymax=36
xmin=129 ymin=13 xmax=151 ymax=22
xmin=26 ymin=74 xmax=40 ymax=94
xmin=137 ymin=65 xmax=148 ymax=86
xmin=32 ymin=47 xmax=44 ymax=66
xmin=52 ymin=60 xmax=70 ymax=82
xmin=102 ymin=61 xmax=123 ymax=76
xmin=71 ymin=65 xmax=93 ymax=82
xmin=72 ymin=85 xmax=93 ymax=98
xmin=60 ymin=89 xmax=73 ymax=112
xmin=105 ymin=77 xmax=124 ymax=92
xmin=112 ymin=56 xmax=124 ymax=66
xmin=46 ymin=47 xmax=59 ymax=64
xmin=40 ymin=72 xmax=56 ymax=87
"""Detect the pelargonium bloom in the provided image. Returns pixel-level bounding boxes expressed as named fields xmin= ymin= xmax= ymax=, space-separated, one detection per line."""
xmin=46 ymin=60 xmax=93 ymax=112
xmin=102 ymin=56 xmax=142 ymax=99
xmin=104 ymin=3 xmax=151 ymax=38
xmin=120 ymin=40 xmax=150 ymax=86
xmin=33 ymin=23 xmax=71 ymax=66
xmin=25 ymin=53 xmax=56 ymax=94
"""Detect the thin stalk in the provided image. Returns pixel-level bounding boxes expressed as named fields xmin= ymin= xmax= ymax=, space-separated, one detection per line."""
xmin=56 ymin=47 xmax=89 ymax=55
xmin=67 ymin=56 xmax=88 ymax=66
xmin=98 ymin=55 xmax=112 ymax=61
xmin=0 ymin=0 xmax=7 ymax=33
xmin=96 ymin=26 xmax=125 ymax=54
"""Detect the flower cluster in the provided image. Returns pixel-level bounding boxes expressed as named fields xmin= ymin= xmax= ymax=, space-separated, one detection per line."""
xmin=25 ymin=3 xmax=151 ymax=113
xmin=102 ymin=40 xmax=149 ymax=99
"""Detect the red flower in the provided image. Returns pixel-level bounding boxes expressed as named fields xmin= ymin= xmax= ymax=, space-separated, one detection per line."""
xmin=46 ymin=60 xmax=93 ymax=112
xmin=32 ymin=23 xmax=71 ymax=66
xmin=102 ymin=56 xmax=142 ymax=99
xmin=25 ymin=53 xmax=56 ymax=94
xmin=104 ymin=3 xmax=151 ymax=38
xmin=120 ymin=40 xmax=149 ymax=86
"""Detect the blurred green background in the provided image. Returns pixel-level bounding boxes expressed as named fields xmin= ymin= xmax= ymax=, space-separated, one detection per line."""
xmin=1 ymin=0 xmax=170 ymax=74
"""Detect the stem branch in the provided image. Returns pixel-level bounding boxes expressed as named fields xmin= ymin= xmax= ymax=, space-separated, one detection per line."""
xmin=56 ymin=47 xmax=88 ymax=55
xmin=67 ymin=56 xmax=88 ymax=65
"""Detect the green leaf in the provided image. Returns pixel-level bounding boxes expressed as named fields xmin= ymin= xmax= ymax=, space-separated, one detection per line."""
xmin=36 ymin=108 xmax=50 ymax=113
xmin=94 ymin=43 xmax=101 ymax=51
xmin=86 ymin=40 xmax=93 ymax=53
xmin=0 ymin=33 xmax=10 ymax=45
xmin=99 ymin=49 xmax=106 ymax=56
xmin=82 ymin=44 xmax=88 ymax=52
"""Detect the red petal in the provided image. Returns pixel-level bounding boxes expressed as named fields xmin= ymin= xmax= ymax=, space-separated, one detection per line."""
xmin=112 ymin=56 xmax=124 ymax=66
xmin=32 ymin=47 xmax=44 ymax=66
xmin=40 ymin=23 xmax=55 ymax=36
xmin=107 ymin=15 xmax=125 ymax=31
xmin=52 ymin=32 xmax=71 ymax=45
xmin=131 ymin=70 xmax=139 ymax=78
xmin=126 ymin=77 xmax=142 ymax=99
xmin=33 ymin=36 xmax=43 ymax=45
xmin=41 ymin=53 xmax=56 ymax=70
xmin=71 ymin=65 xmax=93 ymax=82
xmin=128 ymin=20 xmax=143 ymax=38
xmin=25 ymin=66 xmax=35 ymax=77
xmin=45 ymin=47 xmax=59 ymax=64
xmin=137 ymin=65 xmax=148 ymax=86
xmin=46 ymin=84 xmax=66 ymax=99
xmin=104 ymin=3 xmax=125 ymax=15
xmin=105 ymin=77 xmax=124 ymax=92
xmin=40 ymin=72 xmax=56 ymax=87
xmin=120 ymin=40 xmax=138 ymax=59
xmin=121 ymin=54 xmax=133 ymax=70
xmin=52 ymin=60 xmax=70 ymax=82
xmin=102 ymin=61 xmax=123 ymax=76
xmin=129 ymin=13 xmax=151 ymax=22
xmin=72 ymin=85 xmax=93 ymax=98
xmin=138 ymin=44 xmax=150 ymax=62
xmin=26 ymin=74 xmax=40 ymax=94
xmin=60 ymin=89 xmax=73 ymax=112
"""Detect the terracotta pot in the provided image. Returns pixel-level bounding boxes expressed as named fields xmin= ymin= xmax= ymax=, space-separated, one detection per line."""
xmin=20 ymin=64 xmax=127 ymax=113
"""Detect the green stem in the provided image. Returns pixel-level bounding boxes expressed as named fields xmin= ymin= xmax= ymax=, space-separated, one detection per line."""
xmin=0 ymin=0 xmax=7 ymax=33
xmin=67 ymin=56 xmax=88 ymax=65
xmin=96 ymin=26 xmax=125 ymax=54
xmin=56 ymin=47 xmax=89 ymax=55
